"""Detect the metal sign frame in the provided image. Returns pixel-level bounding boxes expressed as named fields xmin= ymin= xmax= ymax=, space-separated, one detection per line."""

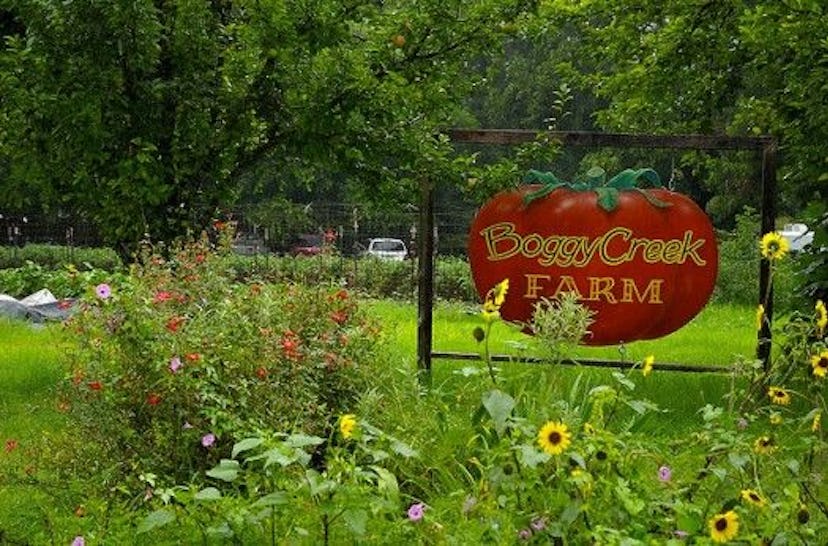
xmin=416 ymin=129 xmax=777 ymax=384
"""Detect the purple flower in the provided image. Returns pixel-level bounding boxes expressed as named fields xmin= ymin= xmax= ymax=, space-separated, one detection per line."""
xmin=95 ymin=283 xmax=111 ymax=299
xmin=169 ymin=356 xmax=182 ymax=373
xmin=518 ymin=529 xmax=532 ymax=540
xmin=530 ymin=517 xmax=546 ymax=531
xmin=674 ymin=530 xmax=689 ymax=539
xmin=71 ymin=537 xmax=85 ymax=546
xmin=407 ymin=502 xmax=425 ymax=522
xmin=658 ymin=465 xmax=672 ymax=482
xmin=201 ymin=433 xmax=216 ymax=448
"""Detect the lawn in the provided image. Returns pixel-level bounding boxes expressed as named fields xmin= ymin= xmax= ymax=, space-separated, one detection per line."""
xmin=0 ymin=298 xmax=823 ymax=544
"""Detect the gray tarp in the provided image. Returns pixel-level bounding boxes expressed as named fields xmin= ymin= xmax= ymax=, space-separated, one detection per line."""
xmin=0 ymin=289 xmax=75 ymax=322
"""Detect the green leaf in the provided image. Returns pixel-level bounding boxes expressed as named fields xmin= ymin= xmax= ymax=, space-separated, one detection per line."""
xmin=232 ymin=437 xmax=263 ymax=458
xmin=482 ymin=389 xmax=515 ymax=436
xmin=136 ymin=509 xmax=176 ymax=533
xmin=516 ymin=444 xmax=549 ymax=469
xmin=195 ymin=487 xmax=222 ymax=501
xmin=343 ymin=508 xmax=368 ymax=536
xmin=595 ymin=187 xmax=620 ymax=212
xmin=390 ymin=439 xmax=419 ymax=458
xmin=285 ymin=433 xmax=325 ymax=448
xmin=252 ymin=492 xmax=289 ymax=508
xmin=728 ymin=452 xmax=749 ymax=470
xmin=206 ymin=459 xmax=240 ymax=482
xmin=370 ymin=466 xmax=400 ymax=500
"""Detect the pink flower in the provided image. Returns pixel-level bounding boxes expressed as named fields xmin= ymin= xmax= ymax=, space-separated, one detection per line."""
xmin=658 ymin=465 xmax=672 ymax=482
xmin=518 ymin=529 xmax=532 ymax=540
xmin=407 ymin=502 xmax=425 ymax=522
xmin=71 ymin=537 xmax=85 ymax=546
xmin=169 ymin=356 xmax=182 ymax=373
xmin=95 ymin=283 xmax=111 ymax=299
xmin=201 ymin=433 xmax=216 ymax=448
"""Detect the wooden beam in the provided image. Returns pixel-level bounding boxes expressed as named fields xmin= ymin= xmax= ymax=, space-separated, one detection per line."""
xmin=416 ymin=178 xmax=435 ymax=387
xmin=447 ymin=128 xmax=771 ymax=151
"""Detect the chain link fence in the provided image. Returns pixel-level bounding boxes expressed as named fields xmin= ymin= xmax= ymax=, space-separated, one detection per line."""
xmin=0 ymin=202 xmax=478 ymax=258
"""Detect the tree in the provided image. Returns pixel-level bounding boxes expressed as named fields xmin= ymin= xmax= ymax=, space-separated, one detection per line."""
xmin=0 ymin=0 xmax=534 ymax=252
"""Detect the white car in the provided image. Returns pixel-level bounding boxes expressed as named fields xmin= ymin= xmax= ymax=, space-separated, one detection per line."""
xmin=779 ymin=223 xmax=814 ymax=252
xmin=364 ymin=238 xmax=408 ymax=261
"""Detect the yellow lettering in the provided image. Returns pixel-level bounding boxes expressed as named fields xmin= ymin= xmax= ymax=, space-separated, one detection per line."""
xmin=552 ymin=275 xmax=583 ymax=299
xmin=587 ymin=277 xmax=617 ymax=303
xmin=680 ymin=231 xmax=706 ymax=266
xmin=621 ymin=278 xmax=664 ymax=304
xmin=524 ymin=274 xmax=551 ymax=299
xmin=480 ymin=222 xmax=521 ymax=261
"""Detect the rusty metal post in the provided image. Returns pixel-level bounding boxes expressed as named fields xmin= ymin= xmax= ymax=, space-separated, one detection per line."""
xmin=416 ymin=178 xmax=435 ymax=387
xmin=757 ymin=139 xmax=778 ymax=370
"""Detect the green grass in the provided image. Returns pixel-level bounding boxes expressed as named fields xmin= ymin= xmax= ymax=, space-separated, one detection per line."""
xmin=0 ymin=319 xmax=66 ymax=440
xmin=0 ymin=301 xmax=818 ymax=542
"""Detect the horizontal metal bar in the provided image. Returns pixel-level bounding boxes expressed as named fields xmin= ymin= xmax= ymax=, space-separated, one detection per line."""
xmin=431 ymin=350 xmax=732 ymax=374
xmin=447 ymin=128 xmax=773 ymax=151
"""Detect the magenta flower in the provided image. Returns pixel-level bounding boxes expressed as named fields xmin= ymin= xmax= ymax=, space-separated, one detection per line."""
xmin=201 ymin=433 xmax=216 ymax=448
xmin=518 ymin=529 xmax=532 ymax=540
xmin=407 ymin=502 xmax=425 ymax=522
xmin=169 ymin=356 xmax=182 ymax=373
xmin=658 ymin=465 xmax=672 ymax=482
xmin=95 ymin=283 xmax=111 ymax=299
xmin=71 ymin=537 xmax=85 ymax=546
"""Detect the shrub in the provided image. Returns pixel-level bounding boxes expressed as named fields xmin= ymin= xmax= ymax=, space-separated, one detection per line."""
xmin=715 ymin=207 xmax=799 ymax=312
xmin=0 ymin=262 xmax=128 ymax=299
xmin=0 ymin=244 xmax=122 ymax=271
xmin=59 ymin=232 xmax=379 ymax=486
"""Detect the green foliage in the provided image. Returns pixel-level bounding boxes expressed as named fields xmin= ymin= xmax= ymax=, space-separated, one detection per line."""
xmin=0 ymin=261 xmax=128 ymax=299
xmin=1 ymin=0 xmax=536 ymax=248
xmin=0 ymin=243 xmax=121 ymax=270
xmin=530 ymin=292 xmax=595 ymax=361
xmin=714 ymin=207 xmax=799 ymax=312
xmin=59 ymin=232 xmax=379 ymax=485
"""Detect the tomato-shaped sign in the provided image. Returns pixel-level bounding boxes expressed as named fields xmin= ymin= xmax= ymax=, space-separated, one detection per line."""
xmin=468 ymin=169 xmax=718 ymax=345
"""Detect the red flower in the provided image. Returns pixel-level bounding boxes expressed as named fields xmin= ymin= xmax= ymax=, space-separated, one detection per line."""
xmin=57 ymin=299 xmax=72 ymax=310
xmin=147 ymin=393 xmax=161 ymax=406
xmin=166 ymin=316 xmax=185 ymax=333
xmin=185 ymin=353 xmax=201 ymax=362
xmin=330 ymin=310 xmax=348 ymax=325
xmin=281 ymin=331 xmax=301 ymax=360
xmin=88 ymin=381 xmax=103 ymax=391
xmin=213 ymin=220 xmax=226 ymax=230
xmin=256 ymin=367 xmax=268 ymax=380
xmin=153 ymin=291 xmax=173 ymax=304
xmin=195 ymin=254 xmax=206 ymax=264
xmin=4 ymin=439 xmax=18 ymax=453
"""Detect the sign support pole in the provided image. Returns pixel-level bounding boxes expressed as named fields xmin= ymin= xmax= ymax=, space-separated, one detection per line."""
xmin=416 ymin=178 xmax=435 ymax=387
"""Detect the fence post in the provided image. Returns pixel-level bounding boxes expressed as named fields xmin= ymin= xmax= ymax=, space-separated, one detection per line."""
xmin=416 ymin=178 xmax=435 ymax=388
xmin=757 ymin=139 xmax=778 ymax=371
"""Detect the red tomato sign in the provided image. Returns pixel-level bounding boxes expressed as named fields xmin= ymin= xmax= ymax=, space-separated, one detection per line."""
xmin=468 ymin=176 xmax=718 ymax=345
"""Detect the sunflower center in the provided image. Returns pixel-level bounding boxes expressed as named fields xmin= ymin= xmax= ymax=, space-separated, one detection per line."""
xmin=749 ymin=492 xmax=760 ymax=502
xmin=548 ymin=431 xmax=561 ymax=444
xmin=819 ymin=358 xmax=828 ymax=369
xmin=715 ymin=518 xmax=728 ymax=531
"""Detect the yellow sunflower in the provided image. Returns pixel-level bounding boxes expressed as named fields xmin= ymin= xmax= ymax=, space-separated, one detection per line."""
xmin=754 ymin=435 xmax=776 ymax=455
xmin=740 ymin=488 xmax=767 ymax=508
xmin=756 ymin=304 xmax=765 ymax=332
xmin=482 ymin=279 xmax=509 ymax=323
xmin=769 ymin=412 xmax=783 ymax=425
xmin=708 ymin=510 xmax=739 ymax=543
xmin=537 ymin=421 xmax=571 ymax=455
xmin=767 ymin=386 xmax=790 ymax=405
xmin=811 ymin=350 xmax=828 ymax=378
xmin=760 ymin=232 xmax=790 ymax=261
xmin=816 ymin=300 xmax=827 ymax=335
xmin=339 ymin=414 xmax=357 ymax=439
xmin=642 ymin=355 xmax=654 ymax=377
xmin=492 ymin=278 xmax=509 ymax=307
